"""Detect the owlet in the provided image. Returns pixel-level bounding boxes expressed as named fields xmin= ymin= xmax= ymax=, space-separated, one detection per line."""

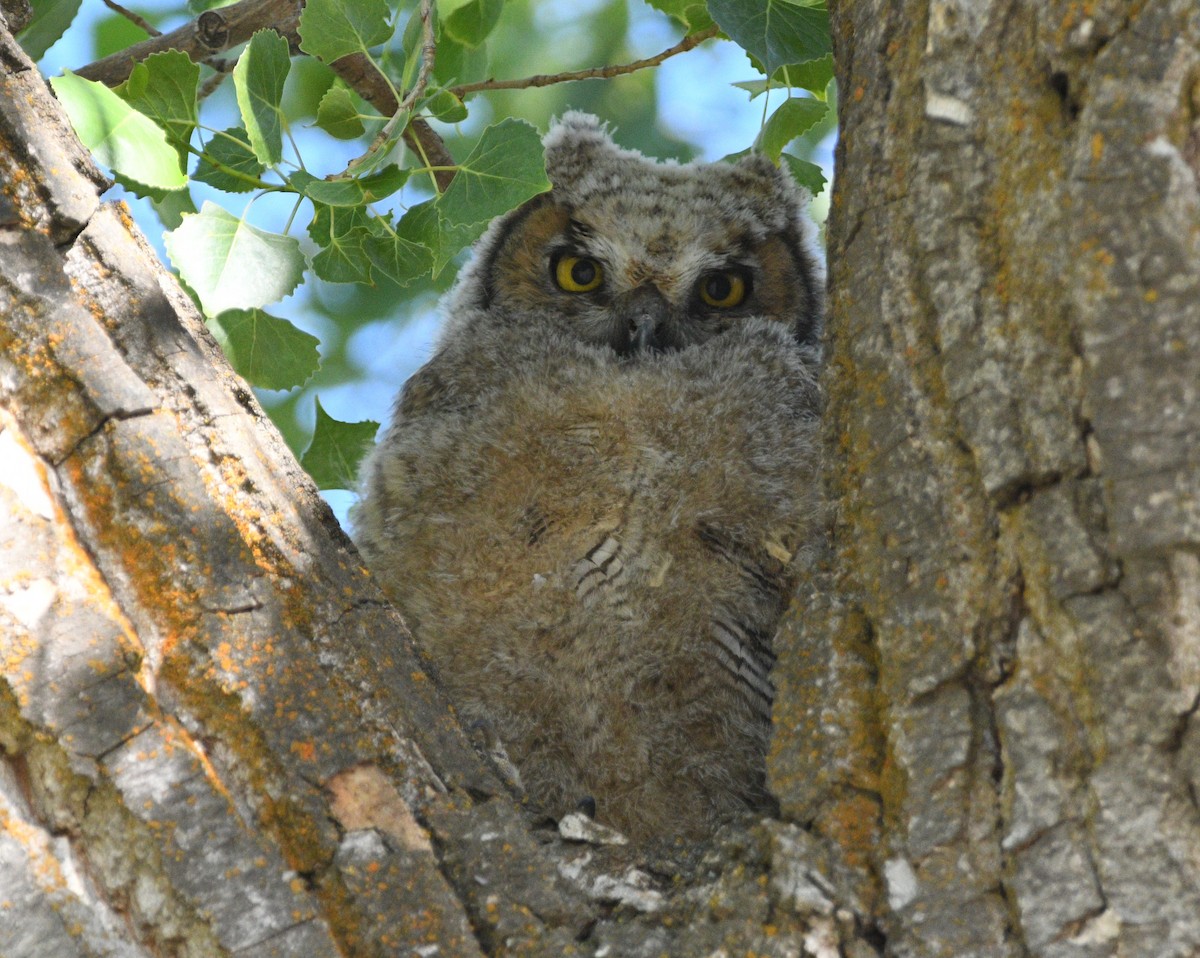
xmin=354 ymin=112 xmax=823 ymax=842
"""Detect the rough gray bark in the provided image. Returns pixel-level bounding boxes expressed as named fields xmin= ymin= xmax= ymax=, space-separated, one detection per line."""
xmin=770 ymin=0 xmax=1200 ymax=955
xmin=2 ymin=0 xmax=1198 ymax=955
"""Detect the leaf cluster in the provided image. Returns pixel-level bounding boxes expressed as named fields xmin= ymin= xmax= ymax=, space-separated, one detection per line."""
xmin=30 ymin=0 xmax=832 ymax=489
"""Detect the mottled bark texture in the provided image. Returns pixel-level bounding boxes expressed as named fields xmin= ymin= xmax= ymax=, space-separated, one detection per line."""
xmin=3 ymin=0 xmax=1198 ymax=954
xmin=770 ymin=0 xmax=1200 ymax=956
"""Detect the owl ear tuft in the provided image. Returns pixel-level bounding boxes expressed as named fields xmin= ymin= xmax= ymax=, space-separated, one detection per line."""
xmin=543 ymin=111 xmax=629 ymax=191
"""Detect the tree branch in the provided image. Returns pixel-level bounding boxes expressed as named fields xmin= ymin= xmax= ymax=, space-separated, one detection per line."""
xmin=449 ymin=24 xmax=720 ymax=97
xmin=75 ymin=0 xmax=301 ymax=86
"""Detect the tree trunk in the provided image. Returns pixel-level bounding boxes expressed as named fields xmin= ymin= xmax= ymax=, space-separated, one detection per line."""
xmin=772 ymin=0 xmax=1200 ymax=955
xmin=2 ymin=1 xmax=1198 ymax=956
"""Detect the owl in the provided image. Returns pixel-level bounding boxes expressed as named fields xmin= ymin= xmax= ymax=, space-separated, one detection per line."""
xmin=354 ymin=113 xmax=824 ymax=842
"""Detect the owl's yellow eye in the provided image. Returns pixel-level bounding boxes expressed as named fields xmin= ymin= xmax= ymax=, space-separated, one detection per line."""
xmin=698 ymin=270 xmax=748 ymax=308
xmin=554 ymin=255 xmax=604 ymax=293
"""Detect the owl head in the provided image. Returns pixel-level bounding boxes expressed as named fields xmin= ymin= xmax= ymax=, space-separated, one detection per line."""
xmin=444 ymin=112 xmax=823 ymax=356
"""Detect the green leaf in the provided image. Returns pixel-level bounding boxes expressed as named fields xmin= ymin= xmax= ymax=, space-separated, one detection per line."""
xmin=164 ymin=201 xmax=306 ymax=316
xmin=288 ymin=164 xmax=409 ymax=207
xmin=443 ymin=0 xmax=502 ymax=47
xmin=422 ymin=87 xmax=468 ymax=123
xmin=301 ymin=398 xmax=379 ymax=491
xmin=758 ymin=96 xmax=828 ymax=160
xmin=116 ymin=51 xmax=200 ymax=164
xmin=299 ymin=0 xmax=392 ymax=65
xmin=50 ymin=71 xmax=187 ymax=191
xmin=309 ymin=204 xmax=379 ymax=284
xmin=233 ymin=30 xmax=291 ymax=165
xmin=432 ymin=29 xmax=491 ymax=86
xmin=708 ymin=0 xmax=831 ymax=76
xmin=194 ymin=127 xmax=266 ymax=193
xmin=18 ymin=0 xmax=83 ymax=60
xmin=396 ymin=199 xmax=481 ymax=277
xmin=735 ymin=54 xmax=834 ymax=100
xmin=150 ymin=188 xmax=198 ymax=230
xmin=780 ymin=153 xmax=827 ymax=196
xmin=435 ymin=119 xmax=549 ymax=227
xmin=644 ymin=0 xmax=713 ymax=31
xmin=363 ymin=229 xmax=435 ymax=288
xmin=207 ymin=308 xmax=320 ymax=390
xmin=316 ymin=84 xmax=366 ymax=139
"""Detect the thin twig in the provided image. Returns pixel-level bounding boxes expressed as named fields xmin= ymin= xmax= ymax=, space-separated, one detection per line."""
xmin=449 ymin=24 xmax=720 ymax=98
xmin=99 ymin=0 xmax=160 ymax=37
xmin=346 ymin=0 xmax=436 ymax=175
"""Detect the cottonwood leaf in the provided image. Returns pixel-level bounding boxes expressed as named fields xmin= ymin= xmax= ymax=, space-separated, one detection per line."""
xmin=299 ymin=0 xmax=392 ymax=65
xmin=309 ymin=204 xmax=382 ymax=284
xmin=194 ymin=127 xmax=265 ymax=193
xmin=289 ymin=165 xmax=409 ymax=207
xmin=644 ymin=0 xmax=713 ymax=31
xmin=18 ymin=0 xmax=82 ymax=60
xmin=50 ymin=71 xmax=186 ymax=191
xmin=165 ymin=202 xmax=305 ymax=316
xmin=708 ymin=0 xmax=830 ymax=76
xmin=117 ymin=50 xmax=199 ymax=164
xmin=443 ymin=0 xmax=502 ymax=47
xmin=396 ymin=199 xmax=483 ymax=277
xmin=363 ymin=230 xmax=435 ymax=287
xmin=435 ymin=119 xmax=549 ymax=227
xmin=233 ymin=30 xmax=290 ymax=165
xmin=781 ymin=153 xmax=826 ymax=195
xmin=316 ymin=84 xmax=366 ymax=139
xmin=301 ymin=398 xmax=379 ymax=490
xmin=207 ymin=308 xmax=320 ymax=390
xmin=758 ymin=96 xmax=828 ymax=160
xmin=734 ymin=55 xmax=833 ymax=99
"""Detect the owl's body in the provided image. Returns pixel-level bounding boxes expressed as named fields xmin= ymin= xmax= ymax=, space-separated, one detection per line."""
xmin=355 ymin=114 xmax=823 ymax=841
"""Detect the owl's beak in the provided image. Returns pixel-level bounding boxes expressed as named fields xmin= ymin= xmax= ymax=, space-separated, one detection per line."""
xmin=618 ymin=285 xmax=670 ymax=356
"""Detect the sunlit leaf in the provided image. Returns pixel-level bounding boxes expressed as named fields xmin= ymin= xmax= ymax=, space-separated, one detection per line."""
xmin=50 ymin=71 xmax=187 ymax=191
xmin=194 ymin=127 xmax=265 ymax=193
xmin=316 ymin=84 xmax=366 ymax=139
xmin=164 ymin=202 xmax=306 ymax=316
xmin=299 ymin=0 xmax=392 ymax=65
xmin=435 ymin=119 xmax=549 ymax=227
xmin=207 ymin=308 xmax=320 ymax=390
xmin=116 ymin=50 xmax=199 ymax=165
xmin=301 ymin=398 xmax=379 ymax=490
xmin=233 ymin=29 xmax=291 ymax=165
xmin=708 ymin=0 xmax=830 ymax=76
